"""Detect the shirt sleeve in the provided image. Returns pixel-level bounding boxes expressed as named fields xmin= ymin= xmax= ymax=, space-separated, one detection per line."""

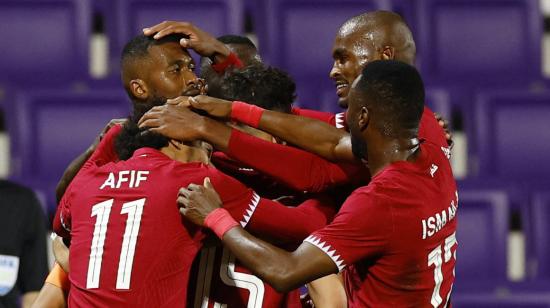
xmin=18 ymin=191 xmax=49 ymax=293
xmin=227 ymin=129 xmax=368 ymax=192
xmin=86 ymin=124 xmax=123 ymax=167
xmin=304 ymin=189 xmax=392 ymax=272
xmin=208 ymin=170 xmax=336 ymax=244
xmin=52 ymin=188 xmax=73 ymax=239
xmin=291 ymin=108 xmax=348 ymax=130
xmin=418 ymin=106 xmax=447 ymax=148
xmin=246 ymin=195 xmax=337 ymax=245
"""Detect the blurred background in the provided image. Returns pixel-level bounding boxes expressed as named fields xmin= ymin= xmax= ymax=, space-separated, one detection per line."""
xmin=0 ymin=0 xmax=549 ymax=307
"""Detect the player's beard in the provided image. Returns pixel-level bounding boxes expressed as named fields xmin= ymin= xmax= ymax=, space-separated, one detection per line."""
xmin=351 ymin=131 xmax=368 ymax=160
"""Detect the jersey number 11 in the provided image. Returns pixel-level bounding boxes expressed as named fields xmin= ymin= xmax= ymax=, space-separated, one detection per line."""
xmin=86 ymin=198 xmax=146 ymax=290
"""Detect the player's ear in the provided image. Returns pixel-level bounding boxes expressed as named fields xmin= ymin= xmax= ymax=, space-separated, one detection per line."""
xmin=380 ymin=46 xmax=395 ymax=60
xmin=358 ymin=106 xmax=370 ymax=131
xmin=129 ymin=79 xmax=149 ymax=100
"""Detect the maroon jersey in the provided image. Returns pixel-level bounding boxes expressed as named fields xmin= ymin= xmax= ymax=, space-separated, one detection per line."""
xmin=53 ymin=147 xmax=269 ymax=307
xmin=304 ymin=141 xmax=458 ymax=307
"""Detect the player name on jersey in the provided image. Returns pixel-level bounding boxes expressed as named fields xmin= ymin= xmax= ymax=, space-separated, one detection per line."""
xmin=99 ymin=170 xmax=150 ymax=190
xmin=421 ymin=191 xmax=458 ymax=240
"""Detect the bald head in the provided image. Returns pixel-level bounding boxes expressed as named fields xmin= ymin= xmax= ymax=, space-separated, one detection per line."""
xmin=339 ymin=11 xmax=416 ymax=65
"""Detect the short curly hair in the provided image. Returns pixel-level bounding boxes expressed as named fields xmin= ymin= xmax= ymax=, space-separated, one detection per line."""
xmin=219 ymin=65 xmax=296 ymax=113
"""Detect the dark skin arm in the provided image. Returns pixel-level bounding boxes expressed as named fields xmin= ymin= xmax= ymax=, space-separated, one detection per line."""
xmin=178 ymin=178 xmax=338 ymax=292
xmin=137 ymin=103 xmax=232 ymax=151
xmin=139 ymin=97 xmax=356 ymax=163
xmin=149 ymin=96 xmax=454 ymax=162
xmin=143 ymin=21 xmax=231 ymax=63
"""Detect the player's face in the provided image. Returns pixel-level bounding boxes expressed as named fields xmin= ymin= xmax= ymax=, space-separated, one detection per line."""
xmin=146 ymin=42 xmax=202 ymax=101
xmin=346 ymin=76 xmax=369 ymax=160
xmin=330 ymin=30 xmax=379 ymax=109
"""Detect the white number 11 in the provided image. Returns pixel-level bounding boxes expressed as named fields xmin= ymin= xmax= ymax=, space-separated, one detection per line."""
xmin=86 ymin=198 xmax=146 ymax=289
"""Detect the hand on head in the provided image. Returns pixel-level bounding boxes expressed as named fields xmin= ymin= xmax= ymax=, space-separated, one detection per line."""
xmin=143 ymin=21 xmax=230 ymax=59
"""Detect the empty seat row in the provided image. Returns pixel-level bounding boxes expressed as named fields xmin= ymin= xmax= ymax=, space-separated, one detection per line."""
xmin=0 ymin=0 xmax=543 ymax=110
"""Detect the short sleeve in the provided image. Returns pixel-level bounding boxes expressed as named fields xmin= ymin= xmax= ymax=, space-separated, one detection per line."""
xmin=87 ymin=124 xmax=123 ymax=166
xmin=207 ymin=169 xmax=258 ymax=228
xmin=52 ymin=189 xmax=73 ymax=239
xmin=304 ymin=189 xmax=392 ymax=272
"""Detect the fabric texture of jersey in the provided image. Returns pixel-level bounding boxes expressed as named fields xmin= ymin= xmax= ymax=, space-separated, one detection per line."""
xmin=53 ymin=146 xmax=256 ymax=307
xmin=305 ymin=141 xmax=458 ymax=307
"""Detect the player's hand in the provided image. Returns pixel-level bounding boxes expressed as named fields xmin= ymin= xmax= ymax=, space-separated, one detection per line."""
xmin=434 ymin=113 xmax=453 ymax=148
xmin=143 ymin=21 xmax=230 ymax=61
xmin=52 ymin=234 xmax=70 ymax=273
xmin=178 ymin=177 xmax=222 ymax=226
xmin=168 ymin=95 xmax=233 ymax=119
xmin=138 ymin=104 xmax=204 ymax=141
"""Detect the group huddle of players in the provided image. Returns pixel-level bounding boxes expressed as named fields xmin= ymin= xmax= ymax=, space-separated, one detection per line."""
xmin=32 ymin=10 xmax=458 ymax=308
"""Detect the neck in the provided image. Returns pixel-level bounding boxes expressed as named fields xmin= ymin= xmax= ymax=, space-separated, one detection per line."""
xmin=366 ymin=130 xmax=420 ymax=177
xmin=160 ymin=141 xmax=210 ymax=164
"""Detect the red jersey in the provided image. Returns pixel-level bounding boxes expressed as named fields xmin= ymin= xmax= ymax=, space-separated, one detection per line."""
xmin=304 ymin=141 xmax=458 ymax=307
xmin=53 ymin=147 xmax=262 ymax=307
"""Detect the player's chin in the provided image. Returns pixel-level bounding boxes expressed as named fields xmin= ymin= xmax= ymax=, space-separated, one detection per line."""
xmin=337 ymin=96 xmax=349 ymax=109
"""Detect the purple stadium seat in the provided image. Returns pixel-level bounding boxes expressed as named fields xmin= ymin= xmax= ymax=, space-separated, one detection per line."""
xmin=528 ymin=192 xmax=550 ymax=280
xmin=259 ymin=0 xmax=391 ymax=112
xmin=474 ymin=90 xmax=550 ymax=179
xmin=416 ymin=0 xmax=542 ymax=86
xmin=0 ymin=0 xmax=91 ymax=86
xmin=111 ymin=0 xmax=244 ymax=74
xmin=425 ymin=87 xmax=452 ymax=122
xmin=5 ymin=88 xmax=129 ymax=212
xmin=454 ymin=189 xmax=509 ymax=290
xmin=453 ymin=292 xmax=550 ymax=308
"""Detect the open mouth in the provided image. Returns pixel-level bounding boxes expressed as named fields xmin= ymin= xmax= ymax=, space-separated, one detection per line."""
xmin=335 ymin=81 xmax=349 ymax=96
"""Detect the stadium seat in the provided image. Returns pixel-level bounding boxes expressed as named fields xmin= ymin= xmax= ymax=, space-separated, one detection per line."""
xmin=454 ymin=189 xmax=509 ymax=291
xmin=112 ymin=0 xmax=244 ymax=75
xmin=473 ymin=90 xmax=550 ymax=179
xmin=5 ymin=88 xmax=129 ymax=212
xmin=0 ymin=0 xmax=91 ymax=88
xmin=452 ymin=292 xmax=550 ymax=308
xmin=425 ymin=87 xmax=452 ymax=122
xmin=527 ymin=192 xmax=550 ymax=281
xmin=258 ymin=0 xmax=391 ymax=112
xmin=415 ymin=0 xmax=542 ymax=86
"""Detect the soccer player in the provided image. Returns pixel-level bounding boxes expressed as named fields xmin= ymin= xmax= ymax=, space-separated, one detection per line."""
xmin=140 ymin=12 xmax=450 ymax=190
xmin=178 ymin=60 xmax=459 ymax=307
xmin=51 ymin=33 xmax=335 ymax=307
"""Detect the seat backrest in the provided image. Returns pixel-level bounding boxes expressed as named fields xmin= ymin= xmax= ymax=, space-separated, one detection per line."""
xmin=112 ymin=0 xmax=244 ymax=74
xmin=6 ymin=89 xmax=129 ymax=181
xmin=0 ymin=0 xmax=91 ymax=86
xmin=474 ymin=90 xmax=550 ymax=178
xmin=454 ymin=189 xmax=509 ymax=285
xmin=416 ymin=0 xmax=542 ymax=86
xmin=530 ymin=192 xmax=550 ymax=280
xmin=261 ymin=0 xmax=390 ymax=111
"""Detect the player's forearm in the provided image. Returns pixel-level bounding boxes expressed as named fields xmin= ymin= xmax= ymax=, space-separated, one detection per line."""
xmin=197 ymin=117 xmax=232 ymax=152
xmin=56 ymin=147 xmax=94 ymax=202
xmin=228 ymin=129 xmax=348 ymax=192
xmin=258 ymin=110 xmax=348 ymax=162
xmin=248 ymin=197 xmax=335 ymax=244
xmin=222 ymin=227 xmax=329 ymax=292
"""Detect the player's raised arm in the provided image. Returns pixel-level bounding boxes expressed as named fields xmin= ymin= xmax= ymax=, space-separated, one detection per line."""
xmin=143 ymin=21 xmax=242 ymax=68
xmin=184 ymin=96 xmax=356 ymax=163
xmin=178 ymin=179 xmax=339 ymax=292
